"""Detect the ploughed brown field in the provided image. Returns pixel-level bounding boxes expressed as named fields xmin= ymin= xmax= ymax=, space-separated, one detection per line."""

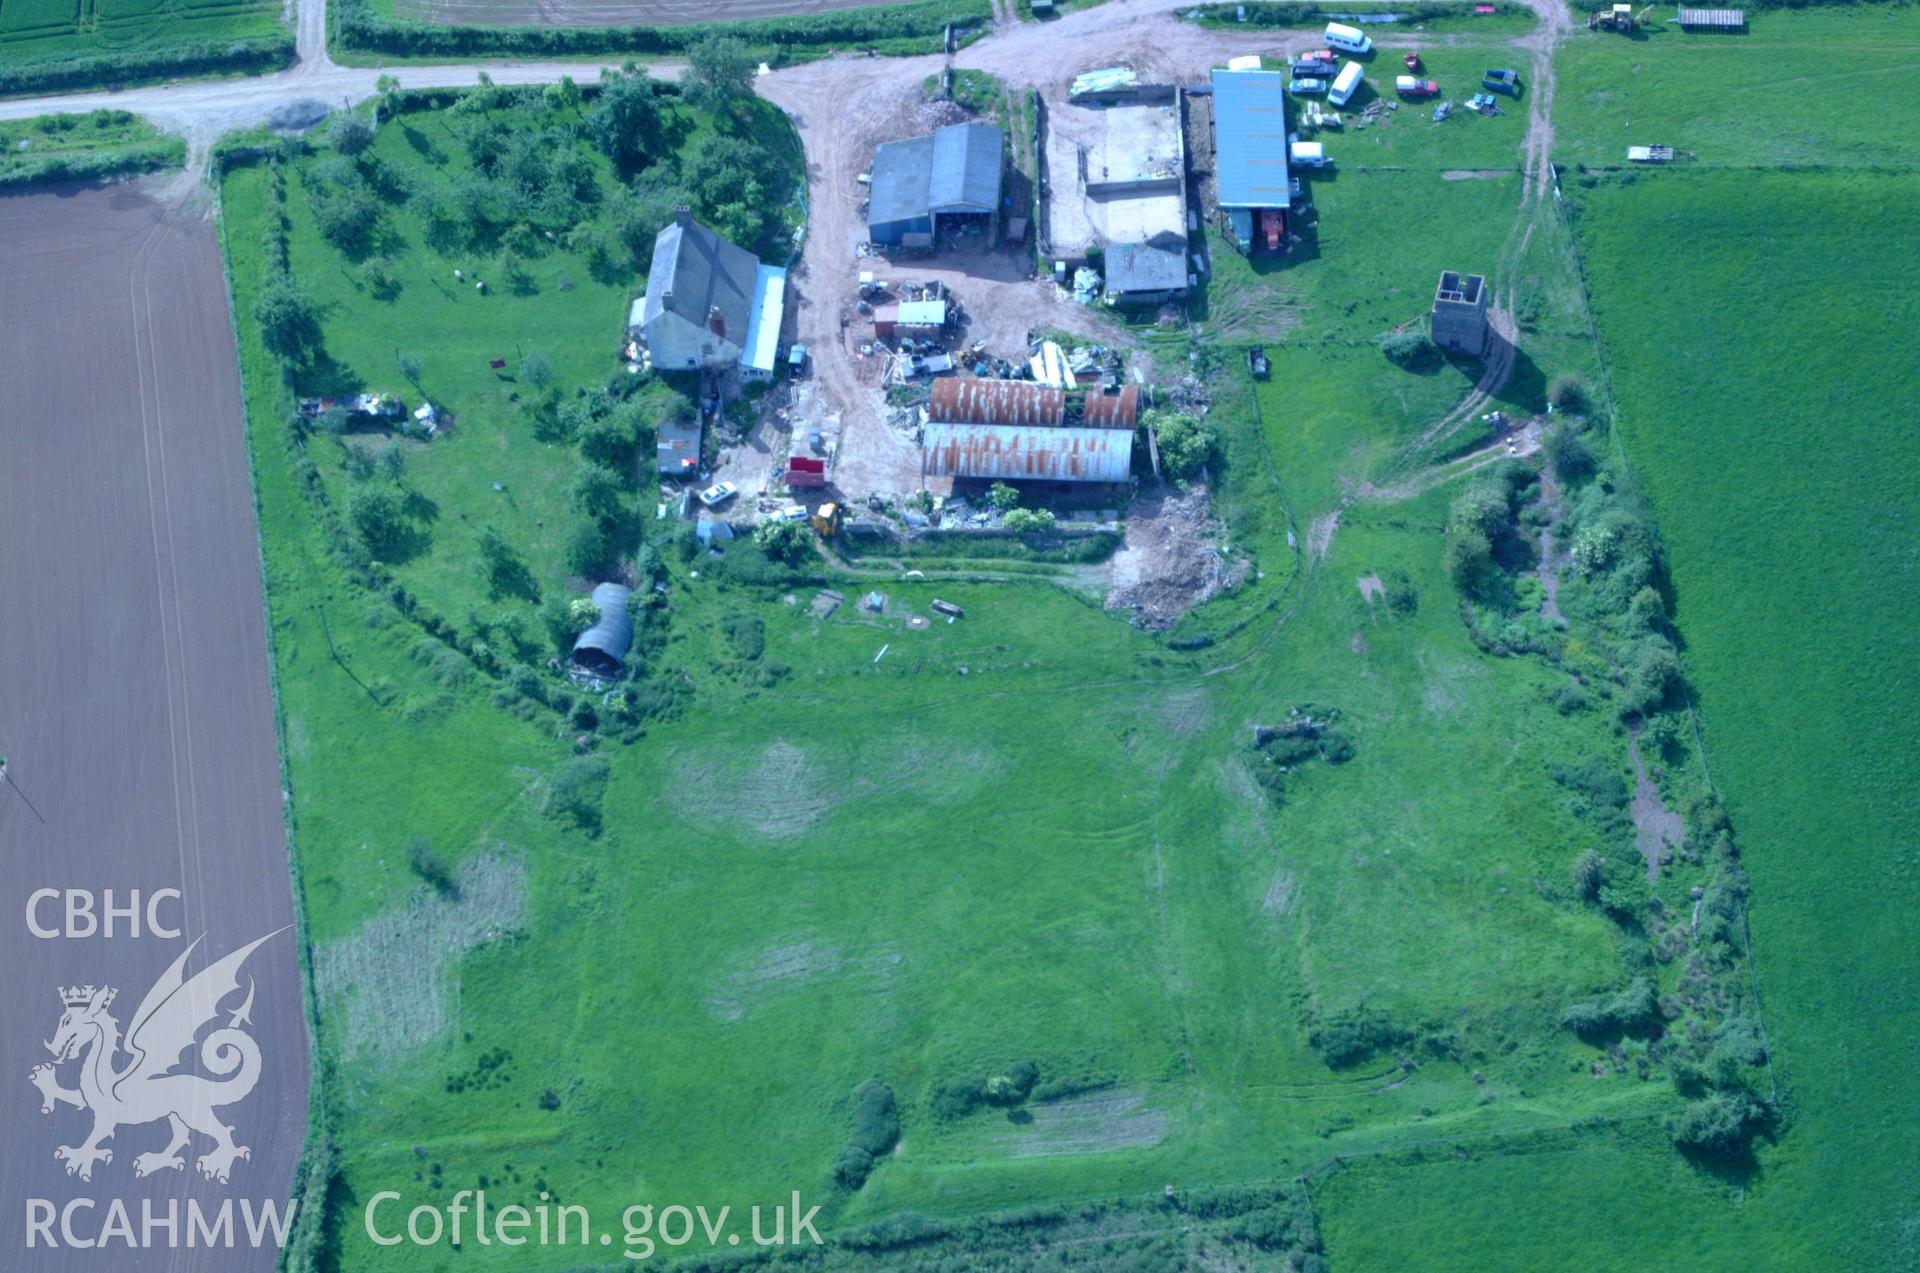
xmin=0 ymin=182 xmax=308 ymax=1272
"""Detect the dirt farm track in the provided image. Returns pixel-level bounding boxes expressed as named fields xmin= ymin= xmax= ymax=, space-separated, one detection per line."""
xmin=0 ymin=184 xmax=307 ymax=1271
xmin=395 ymin=0 xmax=891 ymax=27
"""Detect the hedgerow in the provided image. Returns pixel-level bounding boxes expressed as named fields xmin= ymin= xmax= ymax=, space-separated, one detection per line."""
xmin=332 ymin=0 xmax=988 ymax=63
xmin=0 ymin=33 xmax=293 ymax=98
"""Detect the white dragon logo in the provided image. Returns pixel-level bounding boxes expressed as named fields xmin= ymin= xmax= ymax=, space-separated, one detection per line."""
xmin=28 ymin=930 xmax=283 ymax=1184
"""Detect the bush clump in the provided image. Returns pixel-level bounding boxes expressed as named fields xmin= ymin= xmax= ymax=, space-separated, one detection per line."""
xmin=544 ymin=756 xmax=611 ymax=834
xmin=1379 ymin=328 xmax=1439 ymax=369
xmin=1559 ymin=978 xmax=1659 ymax=1039
xmin=1309 ymin=1008 xmax=1410 ymax=1069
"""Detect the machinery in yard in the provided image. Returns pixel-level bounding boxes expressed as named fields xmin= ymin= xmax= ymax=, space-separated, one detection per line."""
xmin=1588 ymin=3 xmax=1652 ymax=30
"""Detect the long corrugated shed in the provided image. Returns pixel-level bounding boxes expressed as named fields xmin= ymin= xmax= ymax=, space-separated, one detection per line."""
xmin=929 ymin=378 xmax=1066 ymax=427
xmin=1211 ymin=67 xmax=1291 ymax=210
xmin=571 ymin=582 xmax=635 ymax=677
xmin=924 ymin=423 xmax=1133 ymax=482
xmin=1676 ymin=7 xmax=1744 ymax=27
xmin=1082 ymin=385 xmax=1141 ymax=429
xmin=740 ymin=264 xmax=787 ymax=375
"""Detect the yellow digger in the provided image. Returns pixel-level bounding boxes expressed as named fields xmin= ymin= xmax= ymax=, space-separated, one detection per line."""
xmin=810 ymin=503 xmax=842 ymax=537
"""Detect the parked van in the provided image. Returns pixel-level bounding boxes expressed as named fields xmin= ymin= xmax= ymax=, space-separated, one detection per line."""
xmin=1328 ymin=60 xmax=1365 ymax=107
xmin=1324 ymin=21 xmax=1373 ymax=55
xmin=1290 ymin=140 xmax=1328 ymax=167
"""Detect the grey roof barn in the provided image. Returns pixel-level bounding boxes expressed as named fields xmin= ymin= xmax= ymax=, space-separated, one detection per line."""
xmin=639 ymin=210 xmax=759 ymax=371
xmin=1104 ymin=241 xmax=1188 ymax=299
xmin=868 ymin=123 xmax=1005 ymax=245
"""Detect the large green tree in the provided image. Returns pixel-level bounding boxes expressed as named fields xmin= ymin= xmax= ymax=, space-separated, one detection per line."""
xmin=686 ymin=36 xmax=754 ymax=111
xmin=254 ymin=272 xmax=322 ymax=363
xmin=588 ymin=69 xmax=665 ymax=174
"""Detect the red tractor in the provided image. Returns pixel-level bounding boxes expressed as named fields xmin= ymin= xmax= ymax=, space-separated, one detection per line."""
xmin=1404 ymin=50 xmax=1422 ymax=71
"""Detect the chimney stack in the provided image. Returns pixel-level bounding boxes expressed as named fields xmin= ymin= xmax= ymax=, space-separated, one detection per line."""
xmin=675 ymin=205 xmax=692 ymax=228
xmin=708 ymin=306 xmax=727 ymax=340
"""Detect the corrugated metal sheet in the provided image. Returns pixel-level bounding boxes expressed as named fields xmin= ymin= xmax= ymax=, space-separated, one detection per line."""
xmin=1071 ymin=66 xmax=1138 ymax=97
xmin=572 ymin=582 xmax=634 ymax=676
xmin=930 ymin=123 xmax=1004 ymax=213
xmin=740 ymin=264 xmax=787 ymax=374
xmin=1082 ymin=385 xmax=1141 ymax=429
xmin=1211 ymin=68 xmax=1291 ymax=209
xmin=924 ymin=423 xmax=1133 ymax=483
xmin=869 ymin=134 xmax=935 ymax=229
xmin=1104 ymin=242 xmax=1187 ymax=295
xmin=929 ymin=378 xmax=1066 ymax=427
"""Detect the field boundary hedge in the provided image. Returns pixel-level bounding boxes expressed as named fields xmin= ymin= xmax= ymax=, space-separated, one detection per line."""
xmin=0 ymin=32 xmax=294 ymax=99
xmin=0 ymin=138 xmax=183 ymax=189
xmin=333 ymin=0 xmax=990 ymax=61
xmin=1192 ymin=0 xmax=1532 ymax=27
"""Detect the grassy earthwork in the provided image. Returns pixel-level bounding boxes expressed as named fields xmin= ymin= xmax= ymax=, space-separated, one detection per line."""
xmin=218 ymin=9 xmax=1920 ymax=1268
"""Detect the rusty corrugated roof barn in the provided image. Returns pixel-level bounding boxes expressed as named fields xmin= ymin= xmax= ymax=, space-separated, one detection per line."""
xmin=923 ymin=380 xmax=1138 ymax=483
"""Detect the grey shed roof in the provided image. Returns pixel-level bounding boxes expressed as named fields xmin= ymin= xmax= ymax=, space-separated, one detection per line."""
xmin=869 ymin=123 xmax=1004 ymax=226
xmin=1211 ymin=68 xmax=1291 ymax=209
xmin=1105 ymin=242 xmax=1188 ymax=295
xmin=641 ymin=216 xmax=758 ymax=341
xmin=571 ymin=582 xmax=634 ymax=677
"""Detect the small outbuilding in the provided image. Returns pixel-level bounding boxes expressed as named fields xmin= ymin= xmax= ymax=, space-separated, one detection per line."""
xmin=1103 ymin=241 xmax=1189 ymax=304
xmin=571 ymin=583 xmax=634 ymax=678
xmin=657 ymin=418 xmax=703 ymax=478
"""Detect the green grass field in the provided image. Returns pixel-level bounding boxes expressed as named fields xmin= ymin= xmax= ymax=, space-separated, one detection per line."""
xmin=219 ymin=13 xmax=1920 ymax=1267
xmin=0 ymin=0 xmax=285 ymax=75
xmin=1553 ymin=5 xmax=1920 ymax=169
xmin=1574 ymin=166 xmax=1920 ymax=1268
xmin=221 ymin=73 xmax=1716 ymax=1268
xmin=1307 ymin=26 xmax=1920 ymax=1270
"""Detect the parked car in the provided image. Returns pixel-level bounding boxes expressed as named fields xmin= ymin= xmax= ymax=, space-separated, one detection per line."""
xmin=1290 ymin=59 xmax=1335 ymax=77
xmin=1300 ymin=48 xmax=1336 ymax=63
xmin=1395 ymin=76 xmax=1440 ymax=96
xmin=1288 ymin=77 xmax=1329 ymax=95
xmin=697 ymin=481 xmax=738 ymax=507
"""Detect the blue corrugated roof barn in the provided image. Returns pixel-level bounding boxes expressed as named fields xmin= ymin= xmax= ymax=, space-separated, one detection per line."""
xmin=1210 ymin=68 xmax=1291 ymax=212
